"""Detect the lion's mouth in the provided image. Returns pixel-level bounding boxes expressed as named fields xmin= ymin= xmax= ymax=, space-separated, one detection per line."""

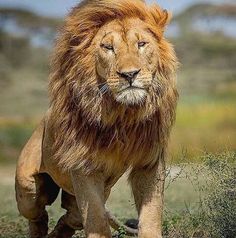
xmin=115 ymin=85 xmax=148 ymax=105
xmin=119 ymin=86 xmax=146 ymax=93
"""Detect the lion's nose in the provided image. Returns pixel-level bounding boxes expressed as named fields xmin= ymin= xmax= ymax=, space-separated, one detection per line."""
xmin=117 ymin=69 xmax=141 ymax=86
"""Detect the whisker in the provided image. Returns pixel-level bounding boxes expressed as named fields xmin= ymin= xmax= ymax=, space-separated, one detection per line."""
xmin=68 ymin=80 xmax=106 ymax=89
xmin=75 ymin=82 xmax=105 ymax=89
xmin=99 ymin=84 xmax=109 ymax=94
xmin=72 ymin=82 xmax=110 ymax=107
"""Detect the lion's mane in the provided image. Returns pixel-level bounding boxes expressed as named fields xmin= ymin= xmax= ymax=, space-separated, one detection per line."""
xmin=48 ymin=0 xmax=178 ymax=173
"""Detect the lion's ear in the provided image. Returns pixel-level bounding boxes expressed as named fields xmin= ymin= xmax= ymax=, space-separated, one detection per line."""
xmin=159 ymin=9 xmax=172 ymax=28
xmin=149 ymin=5 xmax=172 ymax=29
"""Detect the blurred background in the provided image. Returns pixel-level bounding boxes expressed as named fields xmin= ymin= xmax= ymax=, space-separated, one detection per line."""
xmin=0 ymin=0 xmax=235 ymax=164
xmin=0 ymin=0 xmax=235 ymax=237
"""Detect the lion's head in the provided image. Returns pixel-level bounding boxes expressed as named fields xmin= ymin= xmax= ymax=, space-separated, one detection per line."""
xmin=95 ymin=17 xmax=165 ymax=105
xmin=49 ymin=0 xmax=178 ymax=126
xmin=49 ymin=0 xmax=178 ymax=171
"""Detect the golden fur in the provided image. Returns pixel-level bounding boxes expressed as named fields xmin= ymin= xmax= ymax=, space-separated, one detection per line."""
xmin=16 ymin=1 xmax=178 ymax=237
xmin=49 ymin=0 xmax=178 ymax=174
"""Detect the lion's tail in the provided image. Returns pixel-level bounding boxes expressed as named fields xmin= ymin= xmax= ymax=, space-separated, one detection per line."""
xmin=106 ymin=208 xmax=138 ymax=236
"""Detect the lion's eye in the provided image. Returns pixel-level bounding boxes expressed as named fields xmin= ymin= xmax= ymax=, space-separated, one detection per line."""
xmin=138 ymin=41 xmax=147 ymax=48
xmin=100 ymin=43 xmax=114 ymax=51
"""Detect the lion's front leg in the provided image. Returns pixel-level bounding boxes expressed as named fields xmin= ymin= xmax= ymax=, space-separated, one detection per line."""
xmin=129 ymin=155 xmax=166 ymax=238
xmin=71 ymin=170 xmax=112 ymax=238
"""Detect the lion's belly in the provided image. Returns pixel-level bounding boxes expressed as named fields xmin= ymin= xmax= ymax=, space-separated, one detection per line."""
xmin=42 ymin=159 xmax=124 ymax=198
xmin=42 ymin=147 xmax=125 ymax=196
xmin=41 ymin=154 xmax=74 ymax=195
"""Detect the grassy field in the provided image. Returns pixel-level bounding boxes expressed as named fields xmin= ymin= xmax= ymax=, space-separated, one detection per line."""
xmin=1 ymin=152 xmax=235 ymax=238
xmin=171 ymin=96 xmax=236 ymax=161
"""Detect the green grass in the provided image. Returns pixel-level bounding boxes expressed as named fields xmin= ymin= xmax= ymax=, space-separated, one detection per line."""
xmin=0 ymin=122 xmax=34 ymax=163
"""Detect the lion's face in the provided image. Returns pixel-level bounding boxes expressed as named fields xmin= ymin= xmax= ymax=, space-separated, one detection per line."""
xmin=50 ymin=0 xmax=178 ymax=124
xmin=94 ymin=18 xmax=159 ymax=105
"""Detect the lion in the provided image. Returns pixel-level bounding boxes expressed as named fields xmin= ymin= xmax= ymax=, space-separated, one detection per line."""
xmin=15 ymin=0 xmax=178 ymax=237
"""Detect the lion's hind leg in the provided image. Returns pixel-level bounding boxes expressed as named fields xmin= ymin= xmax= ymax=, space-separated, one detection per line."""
xmin=16 ymin=172 xmax=60 ymax=238
xmin=15 ymin=121 xmax=60 ymax=238
xmin=48 ymin=190 xmax=83 ymax=238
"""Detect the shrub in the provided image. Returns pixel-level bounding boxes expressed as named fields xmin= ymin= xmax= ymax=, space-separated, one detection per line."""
xmin=202 ymin=152 xmax=236 ymax=238
xmin=164 ymin=152 xmax=236 ymax=238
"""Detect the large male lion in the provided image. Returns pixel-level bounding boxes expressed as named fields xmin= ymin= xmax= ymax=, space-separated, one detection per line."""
xmin=15 ymin=0 xmax=178 ymax=237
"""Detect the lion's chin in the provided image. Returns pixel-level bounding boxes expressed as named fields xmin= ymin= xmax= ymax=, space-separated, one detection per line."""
xmin=115 ymin=88 xmax=147 ymax=106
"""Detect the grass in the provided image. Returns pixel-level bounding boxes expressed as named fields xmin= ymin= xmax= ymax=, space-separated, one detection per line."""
xmin=0 ymin=152 xmax=235 ymax=237
xmin=163 ymin=152 xmax=236 ymax=238
xmin=170 ymin=98 xmax=236 ymax=162
xmin=0 ymin=122 xmax=34 ymax=163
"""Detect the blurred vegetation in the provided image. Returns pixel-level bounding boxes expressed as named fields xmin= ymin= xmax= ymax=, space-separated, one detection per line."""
xmin=0 ymin=8 xmax=61 ymax=28
xmin=175 ymin=3 xmax=236 ymax=21
xmin=0 ymin=122 xmax=34 ymax=164
xmin=0 ymin=3 xmax=235 ymax=163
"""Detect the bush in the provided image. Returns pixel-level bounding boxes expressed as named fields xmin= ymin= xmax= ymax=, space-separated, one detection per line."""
xmin=164 ymin=152 xmax=236 ymax=238
xmin=202 ymin=152 xmax=236 ymax=238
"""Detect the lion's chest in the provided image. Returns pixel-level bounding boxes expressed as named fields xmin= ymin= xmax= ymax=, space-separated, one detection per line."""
xmin=91 ymin=123 xmax=160 ymax=171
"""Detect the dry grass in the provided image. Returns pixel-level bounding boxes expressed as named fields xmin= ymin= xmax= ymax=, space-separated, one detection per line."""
xmin=170 ymin=100 xmax=236 ymax=162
